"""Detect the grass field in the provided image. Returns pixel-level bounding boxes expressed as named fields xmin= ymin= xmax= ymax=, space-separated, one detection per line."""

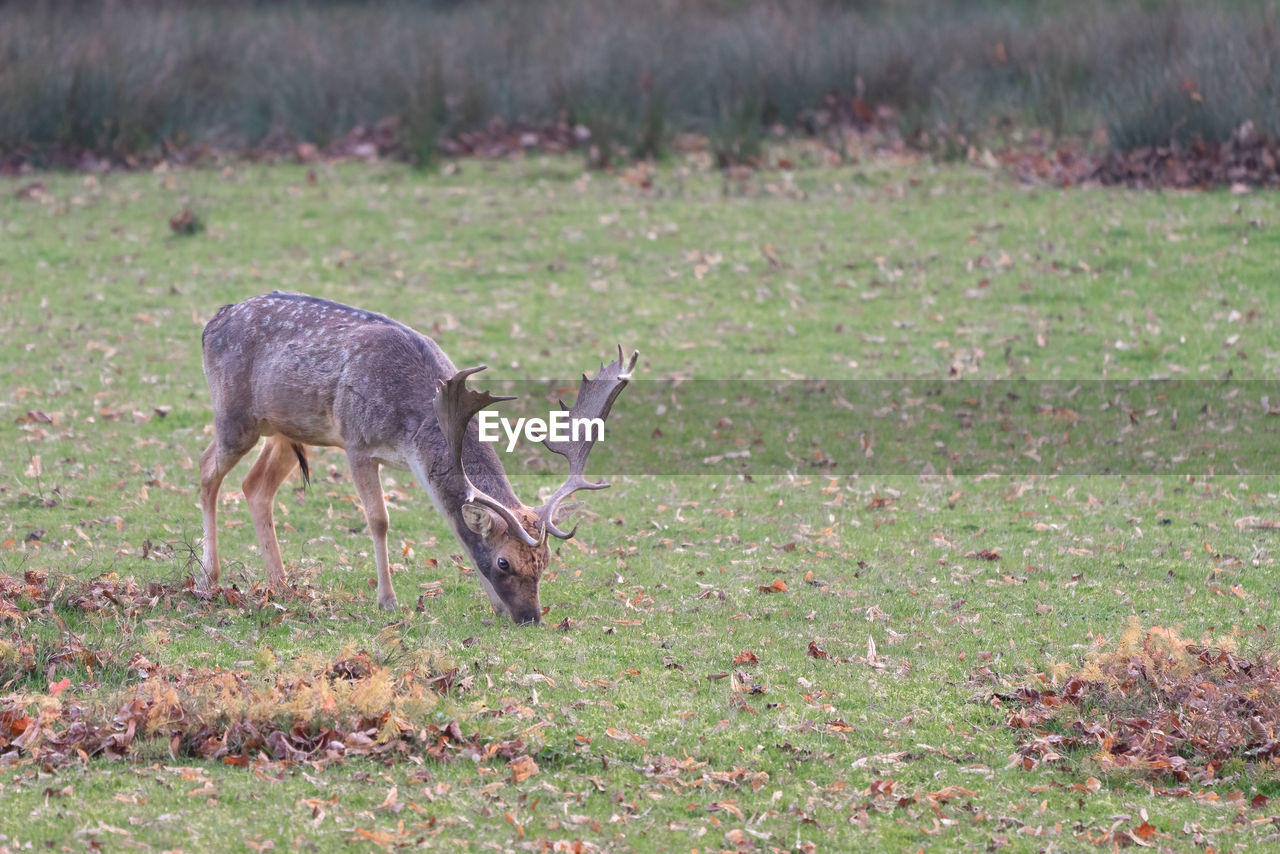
xmin=2 ymin=149 xmax=1280 ymax=851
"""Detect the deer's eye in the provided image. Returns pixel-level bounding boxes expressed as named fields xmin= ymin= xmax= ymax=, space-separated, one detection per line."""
xmin=497 ymin=557 xmax=511 ymax=573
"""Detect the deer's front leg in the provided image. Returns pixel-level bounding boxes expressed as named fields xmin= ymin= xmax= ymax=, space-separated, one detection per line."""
xmin=348 ymin=453 xmax=397 ymax=610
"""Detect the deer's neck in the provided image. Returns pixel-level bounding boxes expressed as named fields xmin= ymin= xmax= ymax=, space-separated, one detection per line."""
xmin=410 ymin=421 xmax=522 ymax=512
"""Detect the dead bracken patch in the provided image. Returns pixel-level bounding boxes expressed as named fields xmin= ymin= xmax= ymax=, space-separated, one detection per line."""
xmin=1 ymin=568 xmax=536 ymax=777
xmin=0 ymin=652 xmax=509 ymax=771
xmin=995 ymin=617 xmax=1280 ymax=788
xmin=2 ymin=569 xmax=208 ymax=625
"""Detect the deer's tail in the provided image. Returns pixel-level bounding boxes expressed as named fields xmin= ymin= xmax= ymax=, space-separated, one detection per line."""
xmin=291 ymin=442 xmax=311 ymax=487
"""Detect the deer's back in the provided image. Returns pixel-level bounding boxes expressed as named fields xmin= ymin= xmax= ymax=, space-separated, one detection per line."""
xmin=202 ymin=292 xmax=453 ymax=449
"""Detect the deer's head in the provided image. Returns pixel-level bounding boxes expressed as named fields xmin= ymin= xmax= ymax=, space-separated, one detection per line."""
xmin=454 ymin=503 xmax=547 ymax=625
xmin=435 ymin=350 xmax=637 ymax=625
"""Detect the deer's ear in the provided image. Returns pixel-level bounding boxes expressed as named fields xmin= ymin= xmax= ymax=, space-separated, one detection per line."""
xmin=461 ymin=504 xmax=499 ymax=538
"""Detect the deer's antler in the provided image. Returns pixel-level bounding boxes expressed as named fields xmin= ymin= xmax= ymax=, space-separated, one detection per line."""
xmin=536 ymin=347 xmax=638 ymax=539
xmin=435 ymin=366 xmax=541 ymax=547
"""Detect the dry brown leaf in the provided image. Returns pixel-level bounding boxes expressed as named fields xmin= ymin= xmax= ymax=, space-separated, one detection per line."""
xmin=508 ymin=755 xmax=539 ymax=783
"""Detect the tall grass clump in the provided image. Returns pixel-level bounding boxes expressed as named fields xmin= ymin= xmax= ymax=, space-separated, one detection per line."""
xmin=2 ymin=0 xmax=1279 ymax=164
xmin=1094 ymin=3 xmax=1280 ymax=150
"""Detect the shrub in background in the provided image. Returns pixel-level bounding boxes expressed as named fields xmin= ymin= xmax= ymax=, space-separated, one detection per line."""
xmin=2 ymin=0 xmax=1278 ymax=164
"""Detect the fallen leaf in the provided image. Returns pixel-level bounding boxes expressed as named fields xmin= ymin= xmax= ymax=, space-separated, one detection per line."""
xmin=376 ymin=786 xmax=399 ymax=811
xmin=508 ymin=755 xmax=539 ymax=783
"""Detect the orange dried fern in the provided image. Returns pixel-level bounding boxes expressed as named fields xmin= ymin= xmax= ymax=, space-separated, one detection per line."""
xmin=1003 ymin=619 xmax=1280 ymax=786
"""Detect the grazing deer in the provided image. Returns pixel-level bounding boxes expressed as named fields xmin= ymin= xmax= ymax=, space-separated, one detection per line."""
xmin=197 ymin=291 xmax=636 ymax=624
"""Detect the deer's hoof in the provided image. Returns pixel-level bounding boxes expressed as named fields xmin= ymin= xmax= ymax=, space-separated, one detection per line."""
xmin=378 ymin=595 xmax=399 ymax=612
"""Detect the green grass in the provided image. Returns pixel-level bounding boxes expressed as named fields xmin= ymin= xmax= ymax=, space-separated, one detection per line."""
xmin=1 ymin=150 xmax=1280 ymax=850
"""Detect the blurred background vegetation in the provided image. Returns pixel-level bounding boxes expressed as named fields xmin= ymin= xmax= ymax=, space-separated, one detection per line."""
xmin=2 ymin=0 xmax=1278 ymax=166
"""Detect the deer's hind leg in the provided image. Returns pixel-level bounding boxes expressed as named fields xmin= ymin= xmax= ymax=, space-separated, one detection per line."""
xmin=242 ymin=434 xmax=305 ymax=591
xmin=198 ymin=423 xmax=260 ymax=592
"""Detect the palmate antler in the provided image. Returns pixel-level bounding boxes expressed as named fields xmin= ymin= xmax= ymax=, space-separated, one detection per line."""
xmin=536 ymin=347 xmax=639 ymax=539
xmin=435 ymin=348 xmax=638 ymax=546
xmin=434 ymin=365 xmax=542 ymax=547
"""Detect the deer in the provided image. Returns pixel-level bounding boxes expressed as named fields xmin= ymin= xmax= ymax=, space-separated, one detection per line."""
xmin=197 ymin=291 xmax=637 ymax=625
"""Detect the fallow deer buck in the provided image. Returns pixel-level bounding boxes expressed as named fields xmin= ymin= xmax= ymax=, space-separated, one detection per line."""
xmin=198 ymin=291 xmax=636 ymax=625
